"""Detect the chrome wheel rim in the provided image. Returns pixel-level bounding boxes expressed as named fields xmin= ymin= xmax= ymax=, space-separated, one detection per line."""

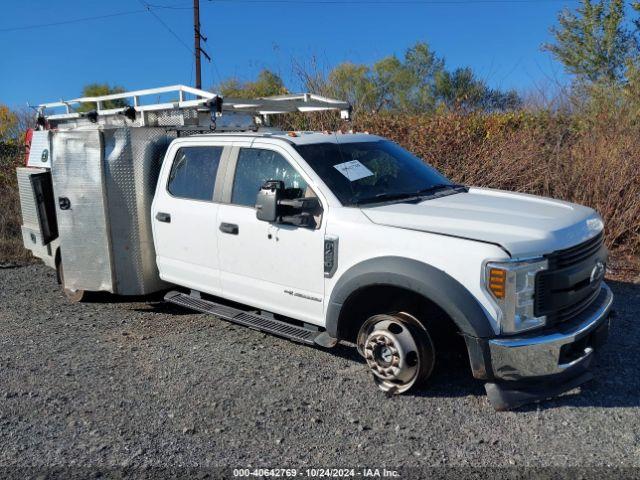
xmin=358 ymin=313 xmax=428 ymax=394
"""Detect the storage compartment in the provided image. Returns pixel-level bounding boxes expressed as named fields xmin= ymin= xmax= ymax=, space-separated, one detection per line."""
xmin=48 ymin=127 xmax=175 ymax=295
xmin=30 ymin=171 xmax=58 ymax=244
xmin=51 ymin=130 xmax=113 ymax=293
xmin=101 ymin=127 xmax=175 ymax=294
xmin=16 ymin=167 xmax=59 ymax=267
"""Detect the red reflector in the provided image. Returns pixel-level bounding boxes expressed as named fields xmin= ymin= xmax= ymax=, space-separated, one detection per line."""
xmin=24 ymin=128 xmax=34 ymax=166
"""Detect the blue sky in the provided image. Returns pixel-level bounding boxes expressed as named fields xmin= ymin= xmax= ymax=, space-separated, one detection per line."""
xmin=0 ymin=0 xmax=581 ymax=107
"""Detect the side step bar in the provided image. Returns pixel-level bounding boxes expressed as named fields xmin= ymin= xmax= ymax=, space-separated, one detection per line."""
xmin=164 ymin=291 xmax=336 ymax=347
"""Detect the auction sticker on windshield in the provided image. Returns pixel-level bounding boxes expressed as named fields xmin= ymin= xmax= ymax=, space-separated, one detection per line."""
xmin=334 ymin=160 xmax=374 ymax=181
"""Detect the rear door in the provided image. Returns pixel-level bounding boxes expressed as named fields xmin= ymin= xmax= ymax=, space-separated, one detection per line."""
xmin=152 ymin=143 xmax=229 ymax=294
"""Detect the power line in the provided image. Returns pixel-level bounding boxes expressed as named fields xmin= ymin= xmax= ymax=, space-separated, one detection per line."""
xmin=137 ymin=0 xmax=194 ymax=54
xmin=147 ymin=3 xmax=193 ymax=9
xmin=0 ymin=10 xmax=144 ymax=33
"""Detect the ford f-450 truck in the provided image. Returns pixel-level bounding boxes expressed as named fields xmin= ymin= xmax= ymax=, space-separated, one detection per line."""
xmin=17 ymin=85 xmax=613 ymax=410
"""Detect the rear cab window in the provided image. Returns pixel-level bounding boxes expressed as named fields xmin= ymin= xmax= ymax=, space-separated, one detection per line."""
xmin=167 ymin=146 xmax=223 ymax=201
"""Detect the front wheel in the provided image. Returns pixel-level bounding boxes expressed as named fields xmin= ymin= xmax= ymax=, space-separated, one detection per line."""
xmin=357 ymin=312 xmax=435 ymax=394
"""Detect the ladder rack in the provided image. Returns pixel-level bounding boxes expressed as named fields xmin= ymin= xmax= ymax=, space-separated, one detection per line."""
xmin=36 ymin=85 xmax=351 ymax=129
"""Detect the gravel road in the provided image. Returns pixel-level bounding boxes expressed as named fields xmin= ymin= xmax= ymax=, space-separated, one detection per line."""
xmin=1 ymin=264 xmax=639 ymax=475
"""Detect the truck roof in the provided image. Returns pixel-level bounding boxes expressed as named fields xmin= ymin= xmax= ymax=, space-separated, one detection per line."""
xmin=194 ymin=130 xmax=383 ymax=145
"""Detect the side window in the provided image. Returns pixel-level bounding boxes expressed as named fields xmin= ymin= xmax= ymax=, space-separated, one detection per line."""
xmin=231 ymin=148 xmax=308 ymax=207
xmin=167 ymin=146 xmax=223 ymax=201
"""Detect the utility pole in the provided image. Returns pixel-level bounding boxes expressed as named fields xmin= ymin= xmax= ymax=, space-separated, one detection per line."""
xmin=193 ymin=0 xmax=210 ymax=89
xmin=193 ymin=0 xmax=202 ymax=89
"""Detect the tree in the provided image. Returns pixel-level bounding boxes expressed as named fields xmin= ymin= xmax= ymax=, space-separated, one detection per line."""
xmin=434 ymin=68 xmax=486 ymax=111
xmin=0 ymin=106 xmax=35 ymax=148
xmin=403 ymin=42 xmax=445 ymax=112
xmin=0 ymin=105 xmax=25 ymax=166
xmin=76 ymin=83 xmax=128 ymax=113
xmin=433 ymin=68 xmax=521 ymax=112
xmin=326 ymin=63 xmax=377 ymax=112
xmin=372 ymin=55 xmax=416 ymax=112
xmin=218 ymin=69 xmax=287 ymax=98
xmin=236 ymin=42 xmax=520 ymax=114
xmin=544 ymin=0 xmax=633 ymax=84
xmin=323 ymin=42 xmax=519 ymax=114
xmin=0 ymin=105 xmax=18 ymax=143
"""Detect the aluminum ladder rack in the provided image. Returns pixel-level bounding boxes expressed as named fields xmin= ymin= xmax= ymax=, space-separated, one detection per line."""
xmin=35 ymin=85 xmax=350 ymax=130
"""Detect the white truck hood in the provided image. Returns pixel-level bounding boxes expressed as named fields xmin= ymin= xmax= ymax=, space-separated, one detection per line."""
xmin=360 ymin=187 xmax=604 ymax=257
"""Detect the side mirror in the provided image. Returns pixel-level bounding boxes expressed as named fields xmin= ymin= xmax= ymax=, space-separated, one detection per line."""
xmin=255 ymin=180 xmax=283 ymax=223
xmin=255 ymin=181 xmax=323 ymax=228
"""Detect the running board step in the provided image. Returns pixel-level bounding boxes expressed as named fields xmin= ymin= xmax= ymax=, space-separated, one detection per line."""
xmin=165 ymin=291 xmax=335 ymax=347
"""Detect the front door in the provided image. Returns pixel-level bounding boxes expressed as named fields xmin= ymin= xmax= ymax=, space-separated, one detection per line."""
xmin=217 ymin=145 xmax=326 ymax=325
xmin=152 ymin=145 xmax=226 ymax=294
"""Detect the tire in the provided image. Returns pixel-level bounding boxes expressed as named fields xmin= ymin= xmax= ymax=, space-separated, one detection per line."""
xmin=56 ymin=258 xmax=86 ymax=303
xmin=356 ymin=312 xmax=435 ymax=394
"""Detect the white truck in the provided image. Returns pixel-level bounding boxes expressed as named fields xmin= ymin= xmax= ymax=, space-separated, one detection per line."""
xmin=17 ymin=85 xmax=613 ymax=410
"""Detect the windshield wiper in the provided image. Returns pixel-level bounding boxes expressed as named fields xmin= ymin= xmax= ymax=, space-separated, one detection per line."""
xmin=354 ymin=191 xmax=422 ymax=206
xmin=413 ymin=183 xmax=467 ymax=196
xmin=354 ymin=183 xmax=467 ymax=206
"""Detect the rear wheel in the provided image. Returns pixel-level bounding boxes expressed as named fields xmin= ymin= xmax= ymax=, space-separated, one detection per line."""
xmin=357 ymin=312 xmax=435 ymax=394
xmin=56 ymin=258 xmax=86 ymax=303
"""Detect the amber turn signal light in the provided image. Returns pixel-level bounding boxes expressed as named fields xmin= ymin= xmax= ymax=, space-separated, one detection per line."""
xmin=488 ymin=268 xmax=506 ymax=299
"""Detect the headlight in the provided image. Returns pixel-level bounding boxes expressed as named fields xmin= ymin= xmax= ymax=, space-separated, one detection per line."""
xmin=484 ymin=258 xmax=549 ymax=335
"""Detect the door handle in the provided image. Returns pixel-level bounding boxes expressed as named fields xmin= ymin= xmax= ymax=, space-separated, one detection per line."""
xmin=219 ymin=222 xmax=239 ymax=235
xmin=156 ymin=212 xmax=171 ymax=223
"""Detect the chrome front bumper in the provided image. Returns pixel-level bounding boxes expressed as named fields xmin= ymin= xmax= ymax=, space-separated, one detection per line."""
xmin=487 ymin=283 xmax=613 ymax=381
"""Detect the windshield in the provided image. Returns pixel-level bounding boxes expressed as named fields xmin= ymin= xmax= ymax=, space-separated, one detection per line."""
xmin=295 ymin=140 xmax=460 ymax=206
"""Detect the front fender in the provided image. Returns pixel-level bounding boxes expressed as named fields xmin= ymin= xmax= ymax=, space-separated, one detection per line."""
xmin=326 ymin=256 xmax=494 ymax=339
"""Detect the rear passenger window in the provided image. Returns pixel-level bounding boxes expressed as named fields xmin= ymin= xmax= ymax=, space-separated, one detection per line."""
xmin=167 ymin=146 xmax=222 ymax=201
xmin=231 ymin=148 xmax=308 ymax=207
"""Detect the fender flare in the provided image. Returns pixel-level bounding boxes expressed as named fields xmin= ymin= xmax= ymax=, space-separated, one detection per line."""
xmin=326 ymin=256 xmax=494 ymax=339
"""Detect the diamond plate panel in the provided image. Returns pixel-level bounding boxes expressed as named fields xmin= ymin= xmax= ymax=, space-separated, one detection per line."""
xmin=102 ymin=127 xmax=175 ymax=295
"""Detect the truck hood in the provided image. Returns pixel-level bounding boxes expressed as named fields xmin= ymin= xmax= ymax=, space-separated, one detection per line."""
xmin=360 ymin=187 xmax=604 ymax=257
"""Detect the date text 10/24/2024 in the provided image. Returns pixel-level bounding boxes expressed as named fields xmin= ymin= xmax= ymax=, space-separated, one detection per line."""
xmin=233 ymin=468 xmax=401 ymax=478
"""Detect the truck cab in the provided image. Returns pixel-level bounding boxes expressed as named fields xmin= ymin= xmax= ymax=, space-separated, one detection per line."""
xmin=18 ymin=85 xmax=613 ymax=410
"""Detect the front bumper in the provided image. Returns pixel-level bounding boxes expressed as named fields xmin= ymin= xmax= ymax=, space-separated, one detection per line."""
xmin=489 ymin=283 xmax=613 ymax=380
xmin=465 ymin=283 xmax=613 ymax=409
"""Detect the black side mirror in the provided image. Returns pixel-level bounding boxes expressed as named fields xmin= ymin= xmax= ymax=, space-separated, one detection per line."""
xmin=256 ymin=180 xmax=323 ymax=228
xmin=255 ymin=180 xmax=283 ymax=223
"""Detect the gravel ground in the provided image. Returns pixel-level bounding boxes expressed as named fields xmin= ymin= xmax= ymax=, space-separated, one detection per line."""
xmin=0 ymin=264 xmax=639 ymax=475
